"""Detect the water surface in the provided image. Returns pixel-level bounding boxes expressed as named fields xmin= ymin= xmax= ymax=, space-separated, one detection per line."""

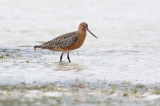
xmin=0 ymin=0 xmax=160 ymax=105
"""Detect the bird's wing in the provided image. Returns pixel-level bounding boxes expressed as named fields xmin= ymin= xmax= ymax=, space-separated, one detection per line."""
xmin=41 ymin=31 xmax=79 ymax=48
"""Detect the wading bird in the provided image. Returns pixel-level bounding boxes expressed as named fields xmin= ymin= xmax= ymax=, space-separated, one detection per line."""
xmin=34 ymin=22 xmax=97 ymax=62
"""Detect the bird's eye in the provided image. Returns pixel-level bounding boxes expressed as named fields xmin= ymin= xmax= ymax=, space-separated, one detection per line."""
xmin=83 ymin=25 xmax=85 ymax=27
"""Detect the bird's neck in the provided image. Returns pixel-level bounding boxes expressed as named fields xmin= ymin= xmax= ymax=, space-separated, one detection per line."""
xmin=78 ymin=29 xmax=86 ymax=38
xmin=78 ymin=29 xmax=86 ymax=45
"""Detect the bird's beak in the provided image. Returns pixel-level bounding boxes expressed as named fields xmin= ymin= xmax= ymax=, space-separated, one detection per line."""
xmin=86 ymin=28 xmax=98 ymax=39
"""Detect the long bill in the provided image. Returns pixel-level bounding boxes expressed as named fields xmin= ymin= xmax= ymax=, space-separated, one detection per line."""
xmin=86 ymin=28 xmax=98 ymax=39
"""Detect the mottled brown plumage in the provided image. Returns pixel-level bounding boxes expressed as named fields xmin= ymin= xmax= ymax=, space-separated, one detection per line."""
xmin=41 ymin=31 xmax=79 ymax=51
xmin=34 ymin=22 xmax=97 ymax=62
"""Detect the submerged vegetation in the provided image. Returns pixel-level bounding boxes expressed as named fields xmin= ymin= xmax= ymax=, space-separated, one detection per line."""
xmin=0 ymin=53 xmax=4 ymax=59
xmin=0 ymin=81 xmax=160 ymax=106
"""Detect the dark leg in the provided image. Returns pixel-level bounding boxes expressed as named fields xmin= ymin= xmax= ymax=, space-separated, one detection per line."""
xmin=67 ymin=52 xmax=71 ymax=62
xmin=60 ymin=53 xmax=63 ymax=62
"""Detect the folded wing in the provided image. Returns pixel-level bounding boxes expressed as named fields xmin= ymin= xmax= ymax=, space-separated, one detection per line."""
xmin=41 ymin=31 xmax=79 ymax=49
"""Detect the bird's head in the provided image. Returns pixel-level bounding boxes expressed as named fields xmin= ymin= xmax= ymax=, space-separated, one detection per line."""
xmin=79 ymin=22 xmax=98 ymax=39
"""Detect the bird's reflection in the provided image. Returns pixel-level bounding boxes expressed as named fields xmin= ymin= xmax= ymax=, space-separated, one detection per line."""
xmin=47 ymin=62 xmax=86 ymax=72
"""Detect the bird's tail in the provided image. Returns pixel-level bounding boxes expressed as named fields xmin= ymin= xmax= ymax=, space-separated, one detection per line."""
xmin=34 ymin=45 xmax=42 ymax=50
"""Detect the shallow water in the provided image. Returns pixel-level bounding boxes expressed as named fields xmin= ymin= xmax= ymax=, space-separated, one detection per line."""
xmin=0 ymin=0 xmax=160 ymax=105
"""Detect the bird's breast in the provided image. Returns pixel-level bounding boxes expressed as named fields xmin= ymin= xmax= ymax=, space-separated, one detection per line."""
xmin=65 ymin=32 xmax=86 ymax=51
xmin=75 ymin=35 xmax=86 ymax=48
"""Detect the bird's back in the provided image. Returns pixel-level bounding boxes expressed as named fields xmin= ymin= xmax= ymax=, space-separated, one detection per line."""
xmin=41 ymin=31 xmax=79 ymax=51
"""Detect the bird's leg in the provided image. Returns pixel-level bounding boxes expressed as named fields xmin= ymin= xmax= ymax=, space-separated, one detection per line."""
xmin=67 ymin=52 xmax=71 ymax=62
xmin=60 ymin=53 xmax=64 ymax=62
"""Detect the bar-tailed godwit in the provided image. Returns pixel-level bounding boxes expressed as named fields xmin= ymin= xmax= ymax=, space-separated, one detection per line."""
xmin=34 ymin=22 xmax=97 ymax=62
